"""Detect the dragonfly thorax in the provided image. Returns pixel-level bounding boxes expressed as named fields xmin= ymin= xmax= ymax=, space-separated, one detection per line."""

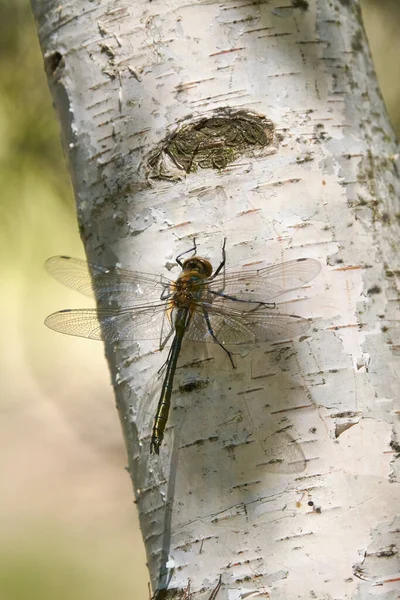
xmin=173 ymin=273 xmax=208 ymax=307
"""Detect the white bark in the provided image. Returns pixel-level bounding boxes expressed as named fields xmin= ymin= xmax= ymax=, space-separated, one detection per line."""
xmin=31 ymin=1 xmax=400 ymax=599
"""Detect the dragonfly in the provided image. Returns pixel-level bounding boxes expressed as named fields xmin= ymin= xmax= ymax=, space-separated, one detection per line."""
xmin=45 ymin=239 xmax=320 ymax=454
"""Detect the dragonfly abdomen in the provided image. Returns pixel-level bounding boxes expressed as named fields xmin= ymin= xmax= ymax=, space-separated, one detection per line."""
xmin=150 ymin=307 xmax=188 ymax=454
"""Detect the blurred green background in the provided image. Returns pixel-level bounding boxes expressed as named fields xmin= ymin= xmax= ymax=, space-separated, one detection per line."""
xmin=1 ymin=1 xmax=399 ymax=599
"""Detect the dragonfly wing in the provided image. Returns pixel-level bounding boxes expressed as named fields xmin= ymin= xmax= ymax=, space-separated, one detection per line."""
xmin=207 ymin=258 xmax=320 ymax=303
xmin=184 ymin=305 xmax=311 ymax=345
xmin=45 ymin=257 xmax=95 ymax=297
xmin=45 ymin=256 xmax=172 ymax=305
xmin=184 ymin=307 xmax=256 ymax=345
xmin=44 ymin=304 xmax=168 ymax=342
xmin=160 ymin=306 xmax=174 ymax=346
xmin=241 ymin=309 xmax=311 ymax=342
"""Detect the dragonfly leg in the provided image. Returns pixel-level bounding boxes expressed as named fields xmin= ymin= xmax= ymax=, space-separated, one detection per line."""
xmin=176 ymin=238 xmax=197 ymax=267
xmin=160 ymin=328 xmax=174 ymax=353
xmin=203 ymin=308 xmax=235 ymax=369
xmin=211 ymin=237 xmax=227 ymax=279
xmin=157 ymin=343 xmax=173 ymax=375
xmin=209 ymin=290 xmax=275 ymax=310
xmin=160 ymin=285 xmax=172 ymax=300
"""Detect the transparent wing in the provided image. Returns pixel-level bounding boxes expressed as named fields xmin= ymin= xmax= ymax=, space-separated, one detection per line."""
xmin=237 ymin=308 xmax=311 ymax=342
xmin=207 ymin=258 xmax=320 ymax=303
xmin=185 ymin=307 xmax=255 ymax=345
xmin=45 ymin=256 xmax=172 ymax=306
xmin=44 ymin=303 xmax=169 ymax=342
xmin=184 ymin=304 xmax=311 ymax=345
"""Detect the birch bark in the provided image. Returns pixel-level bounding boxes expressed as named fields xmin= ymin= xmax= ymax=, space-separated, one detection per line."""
xmin=31 ymin=1 xmax=400 ymax=599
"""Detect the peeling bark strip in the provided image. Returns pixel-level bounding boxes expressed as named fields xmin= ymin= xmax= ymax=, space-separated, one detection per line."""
xmin=143 ymin=108 xmax=275 ymax=180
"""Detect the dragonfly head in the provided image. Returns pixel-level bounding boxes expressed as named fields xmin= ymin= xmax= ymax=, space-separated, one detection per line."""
xmin=181 ymin=257 xmax=213 ymax=278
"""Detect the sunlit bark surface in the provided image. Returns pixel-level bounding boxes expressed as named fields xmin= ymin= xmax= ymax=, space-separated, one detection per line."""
xmin=31 ymin=1 xmax=400 ymax=598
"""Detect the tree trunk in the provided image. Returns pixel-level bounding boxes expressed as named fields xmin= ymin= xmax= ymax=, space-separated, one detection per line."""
xmin=31 ymin=1 xmax=400 ymax=598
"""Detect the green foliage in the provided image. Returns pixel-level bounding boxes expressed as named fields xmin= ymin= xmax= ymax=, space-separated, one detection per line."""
xmin=0 ymin=0 xmax=72 ymax=209
xmin=0 ymin=535 xmax=135 ymax=600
